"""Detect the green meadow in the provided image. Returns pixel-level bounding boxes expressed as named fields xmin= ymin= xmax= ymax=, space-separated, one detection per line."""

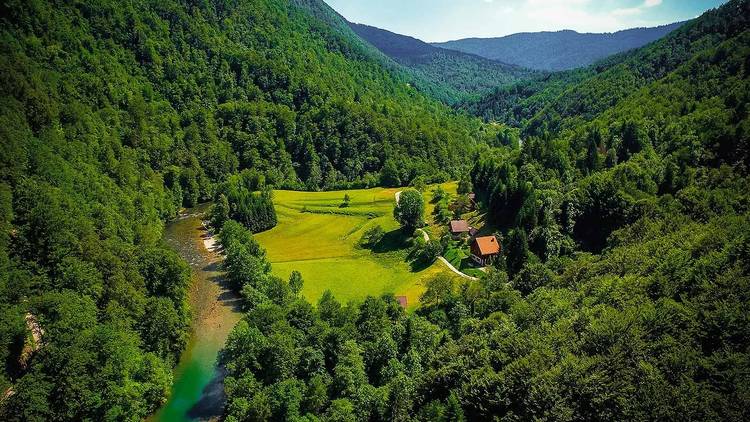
xmin=254 ymin=183 xmax=457 ymax=307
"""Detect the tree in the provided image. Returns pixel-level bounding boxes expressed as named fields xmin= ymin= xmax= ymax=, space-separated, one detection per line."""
xmin=341 ymin=193 xmax=351 ymax=208
xmin=361 ymin=225 xmax=385 ymax=248
xmin=506 ymin=228 xmax=529 ymax=276
xmin=289 ymin=271 xmax=304 ymax=297
xmin=394 ymin=189 xmax=424 ymax=233
xmin=417 ymin=240 xmax=443 ymax=264
xmin=210 ymin=194 xmax=230 ymax=230
xmin=457 ymin=178 xmax=472 ymax=195
xmin=585 ymin=128 xmax=602 ymax=173
xmin=432 ymin=186 xmax=448 ymax=203
xmin=324 ymin=399 xmax=357 ymax=422
xmin=411 ymin=176 xmax=427 ymax=193
xmin=420 ymin=274 xmax=454 ymax=307
xmin=445 ymin=393 xmax=465 ymax=422
xmin=380 ymin=159 xmax=402 ymax=187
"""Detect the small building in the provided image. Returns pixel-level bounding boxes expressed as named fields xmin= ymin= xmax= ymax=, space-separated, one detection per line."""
xmin=471 ymin=236 xmax=501 ymax=266
xmin=450 ymin=220 xmax=471 ymax=239
xmin=396 ymin=296 xmax=408 ymax=308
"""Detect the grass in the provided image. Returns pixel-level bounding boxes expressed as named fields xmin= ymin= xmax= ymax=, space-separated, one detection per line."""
xmin=254 ymin=183 xmax=458 ymax=308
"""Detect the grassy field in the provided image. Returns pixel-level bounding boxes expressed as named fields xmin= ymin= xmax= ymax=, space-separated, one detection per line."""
xmin=254 ymin=183 xmax=457 ymax=308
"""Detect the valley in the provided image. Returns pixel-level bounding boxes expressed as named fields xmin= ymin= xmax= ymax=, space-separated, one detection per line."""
xmin=0 ymin=0 xmax=748 ymax=421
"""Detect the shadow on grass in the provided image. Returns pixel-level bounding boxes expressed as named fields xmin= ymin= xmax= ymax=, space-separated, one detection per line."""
xmin=459 ymin=256 xmax=476 ymax=270
xmin=371 ymin=229 xmax=414 ymax=253
xmin=409 ymin=256 xmax=433 ymax=272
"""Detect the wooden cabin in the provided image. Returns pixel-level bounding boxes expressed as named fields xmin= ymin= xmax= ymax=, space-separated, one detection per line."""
xmin=471 ymin=236 xmax=501 ymax=266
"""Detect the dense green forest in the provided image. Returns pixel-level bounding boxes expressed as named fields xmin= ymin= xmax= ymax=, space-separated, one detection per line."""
xmin=0 ymin=0 xmax=495 ymax=419
xmin=214 ymin=0 xmax=750 ymax=421
xmin=434 ymin=22 xmax=686 ymax=71
xmin=463 ymin=1 xmax=749 ymax=129
xmin=1 ymin=0 xmax=749 ymax=420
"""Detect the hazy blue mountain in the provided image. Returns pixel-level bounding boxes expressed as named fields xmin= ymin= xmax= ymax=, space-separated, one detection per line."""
xmin=433 ymin=21 xmax=686 ymax=71
xmin=348 ymin=22 xmax=539 ymax=102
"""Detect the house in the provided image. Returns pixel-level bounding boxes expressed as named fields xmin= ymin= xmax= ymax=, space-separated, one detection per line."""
xmin=396 ymin=296 xmax=408 ymax=308
xmin=471 ymin=236 xmax=501 ymax=266
xmin=449 ymin=220 xmax=471 ymax=239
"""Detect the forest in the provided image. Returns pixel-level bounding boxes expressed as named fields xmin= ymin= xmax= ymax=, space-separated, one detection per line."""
xmin=0 ymin=0 xmax=493 ymax=419
xmin=0 ymin=0 xmax=748 ymax=420
xmin=217 ymin=1 xmax=750 ymax=420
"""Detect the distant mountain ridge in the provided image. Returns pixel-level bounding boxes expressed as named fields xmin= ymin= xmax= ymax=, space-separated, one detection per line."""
xmin=433 ymin=21 xmax=687 ymax=71
xmin=347 ymin=22 xmax=538 ymax=103
xmin=347 ymin=22 xmax=439 ymax=62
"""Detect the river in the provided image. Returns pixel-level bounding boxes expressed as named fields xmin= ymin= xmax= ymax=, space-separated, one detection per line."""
xmin=150 ymin=205 xmax=243 ymax=421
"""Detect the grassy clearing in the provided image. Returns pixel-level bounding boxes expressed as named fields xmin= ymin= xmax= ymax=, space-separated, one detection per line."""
xmin=255 ymin=184 xmax=457 ymax=307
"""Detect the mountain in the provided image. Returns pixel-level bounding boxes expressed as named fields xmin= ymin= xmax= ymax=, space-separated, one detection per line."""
xmin=1 ymin=0 xmax=749 ymax=420
xmin=218 ymin=0 xmax=750 ymax=420
xmin=463 ymin=1 xmax=749 ymax=133
xmin=0 ymin=0 xmax=498 ymax=419
xmin=347 ymin=22 xmax=539 ymax=102
xmin=434 ymin=21 xmax=686 ymax=71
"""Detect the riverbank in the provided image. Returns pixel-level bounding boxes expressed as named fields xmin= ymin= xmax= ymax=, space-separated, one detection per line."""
xmin=150 ymin=205 xmax=241 ymax=422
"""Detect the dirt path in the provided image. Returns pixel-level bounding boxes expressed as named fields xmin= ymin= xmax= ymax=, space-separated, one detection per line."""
xmin=396 ymin=192 xmax=479 ymax=281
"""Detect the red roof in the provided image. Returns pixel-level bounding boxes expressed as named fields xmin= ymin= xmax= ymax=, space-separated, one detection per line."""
xmin=450 ymin=220 xmax=470 ymax=233
xmin=474 ymin=236 xmax=501 ymax=256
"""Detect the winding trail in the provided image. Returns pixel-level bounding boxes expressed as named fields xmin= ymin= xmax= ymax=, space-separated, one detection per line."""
xmin=396 ymin=191 xmax=478 ymax=281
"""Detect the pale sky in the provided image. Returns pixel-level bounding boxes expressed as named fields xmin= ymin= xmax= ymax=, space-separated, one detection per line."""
xmin=324 ymin=0 xmax=727 ymax=42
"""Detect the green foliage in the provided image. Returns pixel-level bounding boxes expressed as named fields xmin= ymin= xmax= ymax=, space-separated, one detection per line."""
xmin=210 ymin=194 xmax=231 ymax=230
xmin=431 ymin=186 xmax=448 ymax=203
xmin=415 ymin=238 xmax=443 ymax=264
xmin=360 ymin=225 xmax=385 ymax=248
xmin=219 ymin=220 xmax=273 ymax=296
xmin=216 ymin=172 xmax=277 ymax=232
xmin=288 ymin=271 xmax=304 ymax=297
xmin=0 ymin=0 xmax=748 ymax=419
xmin=393 ymin=189 xmax=425 ymax=232
xmin=457 ymin=178 xmax=472 ymax=195
xmin=217 ymin=2 xmax=750 ymax=421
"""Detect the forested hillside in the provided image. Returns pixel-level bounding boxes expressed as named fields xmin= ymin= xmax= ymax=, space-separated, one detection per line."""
xmin=215 ymin=1 xmax=750 ymax=420
xmin=1 ymin=0 xmax=748 ymax=420
xmin=348 ymin=22 xmax=537 ymax=102
xmin=435 ymin=21 xmax=686 ymax=71
xmin=464 ymin=1 xmax=749 ymax=129
xmin=0 ymin=0 xmax=494 ymax=419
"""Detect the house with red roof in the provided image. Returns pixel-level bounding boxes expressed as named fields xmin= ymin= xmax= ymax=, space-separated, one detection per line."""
xmin=471 ymin=235 xmax=501 ymax=266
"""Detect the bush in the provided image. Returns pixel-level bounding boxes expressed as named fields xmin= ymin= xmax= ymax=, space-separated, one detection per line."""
xmin=361 ymin=225 xmax=385 ymax=248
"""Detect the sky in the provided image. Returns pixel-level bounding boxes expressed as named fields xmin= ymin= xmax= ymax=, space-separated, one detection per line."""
xmin=324 ymin=0 xmax=728 ymax=42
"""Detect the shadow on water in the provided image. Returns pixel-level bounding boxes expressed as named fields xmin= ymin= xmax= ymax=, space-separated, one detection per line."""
xmin=186 ymin=366 xmax=229 ymax=420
